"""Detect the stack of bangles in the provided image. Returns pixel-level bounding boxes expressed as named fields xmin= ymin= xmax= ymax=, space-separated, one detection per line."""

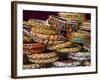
xmin=23 ymin=64 xmax=43 ymax=69
xmin=27 ymin=52 xmax=59 ymax=64
xmin=23 ymin=43 xmax=46 ymax=55
xmin=47 ymin=41 xmax=81 ymax=53
xmin=68 ymin=52 xmax=91 ymax=61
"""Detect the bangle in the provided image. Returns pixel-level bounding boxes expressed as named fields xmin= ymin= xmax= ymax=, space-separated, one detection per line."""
xmin=53 ymin=61 xmax=81 ymax=67
xmin=23 ymin=64 xmax=42 ymax=69
xmin=28 ymin=52 xmax=57 ymax=59
xmin=28 ymin=19 xmax=49 ymax=27
xmin=32 ymin=33 xmax=65 ymax=43
xmin=56 ymin=44 xmax=81 ymax=53
xmin=68 ymin=52 xmax=91 ymax=60
xmin=23 ymin=43 xmax=45 ymax=49
xmin=23 ymin=49 xmax=44 ymax=54
xmin=29 ymin=56 xmax=59 ymax=64
xmin=32 ymin=27 xmax=58 ymax=35
xmin=47 ymin=42 xmax=72 ymax=51
xmin=47 ymin=41 xmax=64 ymax=46
xmin=67 ymin=32 xmax=90 ymax=44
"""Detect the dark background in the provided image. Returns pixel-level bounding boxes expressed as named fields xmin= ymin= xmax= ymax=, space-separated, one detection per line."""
xmin=23 ymin=10 xmax=91 ymax=21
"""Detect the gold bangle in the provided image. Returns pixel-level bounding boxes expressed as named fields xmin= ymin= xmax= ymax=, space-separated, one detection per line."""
xmin=28 ymin=52 xmax=57 ymax=59
xmin=32 ymin=27 xmax=58 ymax=35
xmin=47 ymin=42 xmax=72 ymax=51
xmin=56 ymin=44 xmax=81 ymax=53
xmin=29 ymin=56 xmax=59 ymax=64
xmin=47 ymin=41 xmax=64 ymax=46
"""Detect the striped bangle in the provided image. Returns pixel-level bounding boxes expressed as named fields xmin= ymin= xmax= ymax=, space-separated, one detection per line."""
xmin=47 ymin=42 xmax=72 ymax=51
xmin=28 ymin=52 xmax=57 ymax=59
xmin=29 ymin=56 xmax=59 ymax=64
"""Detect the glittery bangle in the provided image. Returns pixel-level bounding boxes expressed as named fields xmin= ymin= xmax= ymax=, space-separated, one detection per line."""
xmin=56 ymin=44 xmax=81 ymax=53
xmin=32 ymin=33 xmax=65 ymax=43
xmin=23 ymin=43 xmax=45 ymax=49
xmin=47 ymin=42 xmax=72 ymax=51
xmin=32 ymin=27 xmax=58 ymax=35
xmin=68 ymin=52 xmax=91 ymax=60
xmin=29 ymin=56 xmax=59 ymax=64
xmin=28 ymin=52 xmax=58 ymax=59
xmin=23 ymin=49 xmax=44 ymax=54
xmin=23 ymin=64 xmax=42 ymax=69
xmin=67 ymin=32 xmax=90 ymax=44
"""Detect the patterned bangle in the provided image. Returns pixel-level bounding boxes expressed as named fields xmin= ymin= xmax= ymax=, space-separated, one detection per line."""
xmin=29 ymin=56 xmax=59 ymax=64
xmin=28 ymin=19 xmax=48 ymax=27
xmin=47 ymin=42 xmax=72 ymax=51
xmin=32 ymin=27 xmax=58 ymax=35
xmin=47 ymin=41 xmax=64 ymax=46
xmin=32 ymin=33 xmax=65 ymax=43
xmin=67 ymin=32 xmax=90 ymax=44
xmin=23 ymin=48 xmax=44 ymax=54
xmin=56 ymin=44 xmax=81 ymax=53
xmin=23 ymin=64 xmax=42 ymax=69
xmin=23 ymin=43 xmax=45 ymax=49
xmin=28 ymin=52 xmax=57 ymax=59
xmin=68 ymin=52 xmax=91 ymax=60
xmin=53 ymin=61 xmax=81 ymax=67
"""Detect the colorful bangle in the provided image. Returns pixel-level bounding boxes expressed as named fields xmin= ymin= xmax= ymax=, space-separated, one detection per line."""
xmin=32 ymin=33 xmax=65 ymax=43
xmin=23 ymin=48 xmax=44 ymax=54
xmin=23 ymin=43 xmax=45 ymax=49
xmin=28 ymin=52 xmax=58 ymax=59
xmin=67 ymin=32 xmax=90 ymax=44
xmin=47 ymin=42 xmax=72 ymax=51
xmin=29 ymin=56 xmax=59 ymax=64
